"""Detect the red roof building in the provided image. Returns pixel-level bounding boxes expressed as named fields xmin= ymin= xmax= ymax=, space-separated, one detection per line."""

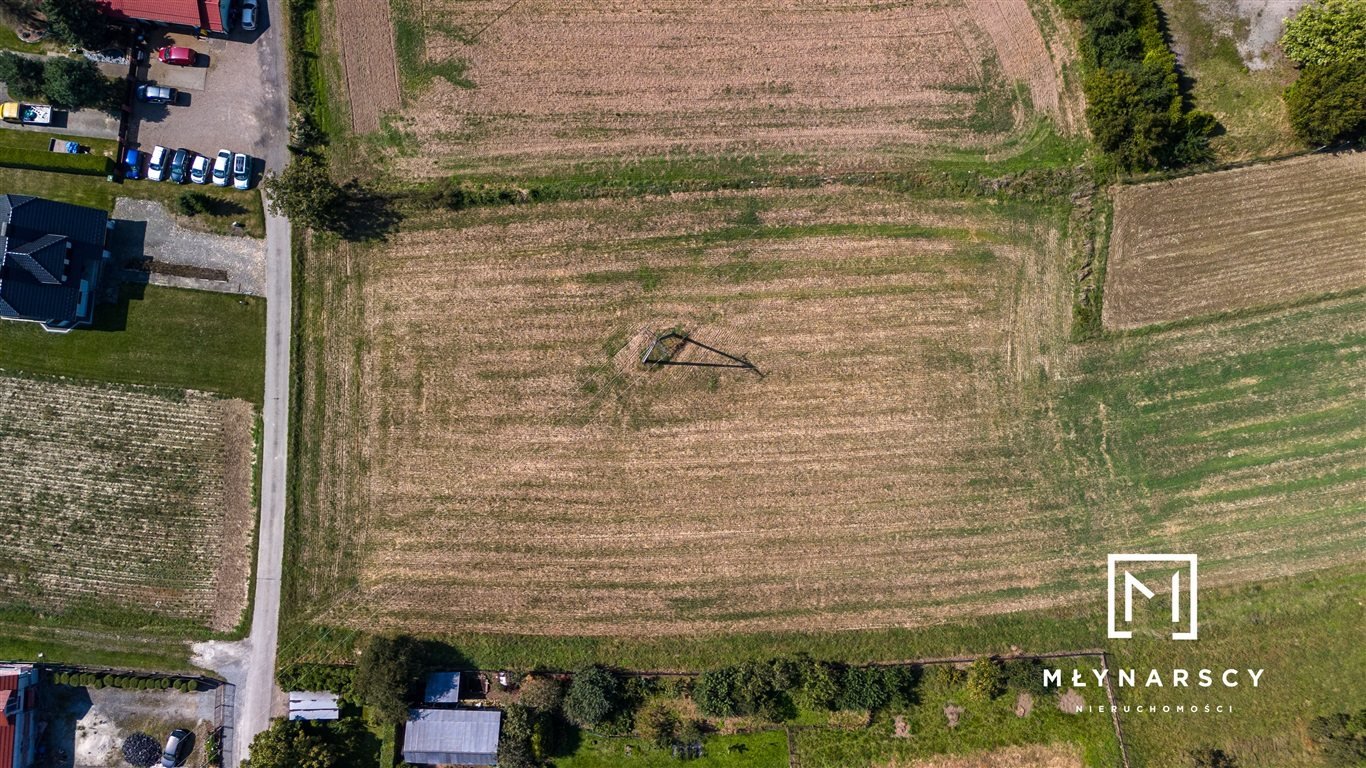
xmin=0 ymin=664 xmax=37 ymax=768
xmin=97 ymin=0 xmax=232 ymax=34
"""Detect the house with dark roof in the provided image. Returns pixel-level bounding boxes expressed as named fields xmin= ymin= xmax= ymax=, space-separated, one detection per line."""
xmin=402 ymin=708 xmax=501 ymax=767
xmin=97 ymin=0 xmax=232 ymax=34
xmin=0 ymin=664 xmax=37 ymax=768
xmin=0 ymin=194 xmax=112 ymax=333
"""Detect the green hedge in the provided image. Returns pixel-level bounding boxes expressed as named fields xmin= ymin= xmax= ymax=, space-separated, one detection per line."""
xmin=0 ymin=145 xmax=112 ymax=176
xmin=1060 ymin=0 xmax=1215 ymax=171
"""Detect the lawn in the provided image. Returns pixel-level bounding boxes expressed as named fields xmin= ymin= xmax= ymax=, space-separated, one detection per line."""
xmin=552 ymin=730 xmax=788 ymax=768
xmin=0 ymin=285 xmax=266 ymax=403
xmin=0 ymin=128 xmax=117 ymax=175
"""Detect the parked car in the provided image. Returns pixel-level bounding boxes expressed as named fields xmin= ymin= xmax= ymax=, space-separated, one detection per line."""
xmin=169 ymin=148 xmax=191 ymax=183
xmin=157 ymin=46 xmax=196 ymax=66
xmin=147 ymin=145 xmax=168 ymax=182
xmin=123 ymin=148 xmax=142 ymax=180
xmin=212 ymin=149 xmax=232 ymax=187
xmin=136 ymin=84 xmax=177 ymax=104
xmin=232 ymin=152 xmax=251 ymax=190
xmin=240 ymin=0 xmax=258 ymax=31
xmin=189 ymin=154 xmax=210 ymax=184
xmin=160 ymin=728 xmax=190 ymax=768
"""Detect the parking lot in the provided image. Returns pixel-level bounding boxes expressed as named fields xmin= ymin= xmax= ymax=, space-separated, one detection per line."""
xmin=127 ymin=21 xmax=284 ymax=188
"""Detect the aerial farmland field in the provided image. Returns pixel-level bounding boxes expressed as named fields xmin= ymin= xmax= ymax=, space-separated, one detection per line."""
xmin=334 ymin=0 xmax=1082 ymax=177
xmin=287 ymin=186 xmax=1363 ymax=641
xmin=1104 ymin=153 xmax=1366 ymax=330
xmin=0 ymin=373 xmax=255 ymax=640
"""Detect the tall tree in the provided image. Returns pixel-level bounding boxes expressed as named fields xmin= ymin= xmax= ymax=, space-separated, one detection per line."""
xmin=39 ymin=0 xmax=110 ymax=49
xmin=42 ymin=56 xmax=115 ymax=110
xmin=0 ymin=52 xmax=46 ymax=100
xmin=264 ymin=156 xmax=346 ymax=231
xmin=353 ymin=634 xmax=425 ymax=726
xmin=1285 ymin=60 xmax=1366 ymax=145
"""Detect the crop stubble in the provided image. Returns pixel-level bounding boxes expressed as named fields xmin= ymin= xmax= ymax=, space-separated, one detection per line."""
xmin=375 ymin=0 xmax=1071 ymax=175
xmin=1103 ymin=153 xmax=1366 ymax=330
xmin=0 ymin=374 xmax=255 ymax=631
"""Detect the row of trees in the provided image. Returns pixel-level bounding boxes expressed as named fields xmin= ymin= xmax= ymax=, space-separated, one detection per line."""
xmin=1280 ymin=0 xmax=1366 ymax=146
xmin=0 ymin=51 xmax=120 ymax=110
xmin=1060 ymin=0 xmax=1215 ymax=171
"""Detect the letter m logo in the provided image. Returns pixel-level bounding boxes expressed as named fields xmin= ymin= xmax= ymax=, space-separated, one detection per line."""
xmin=1107 ymin=554 xmax=1198 ymax=640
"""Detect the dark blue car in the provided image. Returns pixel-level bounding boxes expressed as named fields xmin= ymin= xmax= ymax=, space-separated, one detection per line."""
xmin=123 ymin=148 xmax=141 ymax=180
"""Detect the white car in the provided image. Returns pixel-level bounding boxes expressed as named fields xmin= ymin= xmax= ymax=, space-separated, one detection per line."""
xmin=232 ymin=152 xmax=251 ymax=190
xmin=240 ymin=0 xmax=258 ymax=31
xmin=212 ymin=149 xmax=232 ymax=187
xmin=147 ymin=145 xmax=168 ymax=182
xmin=189 ymin=154 xmax=210 ymax=184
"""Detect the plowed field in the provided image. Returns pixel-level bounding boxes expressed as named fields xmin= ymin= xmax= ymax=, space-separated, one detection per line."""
xmin=1104 ymin=153 xmax=1366 ymax=330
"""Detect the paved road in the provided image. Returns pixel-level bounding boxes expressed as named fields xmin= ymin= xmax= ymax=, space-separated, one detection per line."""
xmin=191 ymin=0 xmax=292 ymax=764
xmin=234 ymin=0 xmax=293 ymax=760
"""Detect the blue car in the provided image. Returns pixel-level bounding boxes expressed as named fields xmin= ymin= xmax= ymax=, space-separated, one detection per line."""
xmin=123 ymin=148 xmax=141 ymax=180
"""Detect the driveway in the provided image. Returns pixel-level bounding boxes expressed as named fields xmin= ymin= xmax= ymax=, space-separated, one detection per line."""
xmin=129 ymin=23 xmax=280 ymax=166
xmin=111 ymin=198 xmax=266 ymax=296
xmin=0 ymin=83 xmax=119 ymax=141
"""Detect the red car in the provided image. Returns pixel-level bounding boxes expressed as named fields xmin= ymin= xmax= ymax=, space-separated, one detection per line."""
xmin=156 ymin=46 xmax=196 ymax=66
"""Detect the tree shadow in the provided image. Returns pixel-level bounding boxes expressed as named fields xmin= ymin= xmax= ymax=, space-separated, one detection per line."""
xmin=331 ymin=180 xmax=402 ymax=242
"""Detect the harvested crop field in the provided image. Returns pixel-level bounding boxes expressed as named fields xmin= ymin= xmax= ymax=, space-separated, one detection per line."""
xmin=382 ymin=0 xmax=1076 ymax=176
xmin=333 ymin=0 xmax=400 ymax=133
xmin=0 ymin=373 xmax=255 ymax=632
xmin=1103 ymin=153 xmax=1366 ymax=330
xmin=878 ymin=743 xmax=1084 ymax=768
xmin=290 ymin=188 xmax=1364 ymax=640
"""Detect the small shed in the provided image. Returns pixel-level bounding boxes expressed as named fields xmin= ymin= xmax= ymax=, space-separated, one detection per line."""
xmin=287 ymin=691 xmax=340 ymax=721
xmin=423 ymin=671 xmax=461 ymax=705
xmin=402 ymin=708 xmax=501 ymax=767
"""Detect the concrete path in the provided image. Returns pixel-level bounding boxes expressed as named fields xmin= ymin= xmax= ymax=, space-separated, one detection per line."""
xmin=191 ymin=0 xmax=292 ymax=763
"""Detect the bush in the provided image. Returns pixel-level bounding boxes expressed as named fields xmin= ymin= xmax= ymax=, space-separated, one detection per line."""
xmin=176 ymin=191 xmax=212 ymax=216
xmin=638 ymin=701 xmax=679 ymax=748
xmin=1280 ymin=0 xmax=1366 ymax=67
xmin=1309 ymin=709 xmax=1366 ymax=767
xmin=517 ymin=675 xmax=563 ymax=713
xmin=40 ymin=0 xmax=112 ymax=49
xmin=965 ymin=657 xmax=1005 ymax=702
xmin=277 ymin=664 xmax=355 ymax=698
xmin=0 ymin=52 xmax=46 ymax=100
xmin=1062 ymin=0 xmax=1213 ymax=170
xmin=1285 ymin=60 xmax=1366 ymax=145
xmin=1002 ymin=659 xmax=1049 ymax=697
xmin=122 ymin=732 xmax=160 ymax=767
xmin=1190 ymin=747 xmax=1238 ymax=768
xmin=563 ymin=666 xmax=622 ymax=728
xmin=795 ymin=659 xmax=840 ymax=711
xmin=42 ymin=56 xmax=117 ymax=111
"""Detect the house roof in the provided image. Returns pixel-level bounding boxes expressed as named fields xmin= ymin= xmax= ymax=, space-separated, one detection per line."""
xmin=0 ymin=194 xmax=108 ymax=331
xmin=97 ymin=0 xmax=229 ymax=33
xmin=423 ymin=672 xmax=461 ymax=704
xmin=402 ymin=708 xmax=501 ymax=767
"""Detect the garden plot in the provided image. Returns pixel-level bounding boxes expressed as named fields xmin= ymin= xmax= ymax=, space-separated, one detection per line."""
xmin=0 ymin=373 xmax=255 ymax=632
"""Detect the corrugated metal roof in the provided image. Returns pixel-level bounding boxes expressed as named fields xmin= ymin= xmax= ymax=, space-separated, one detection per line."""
xmin=287 ymin=691 xmax=340 ymax=721
xmin=423 ymin=672 xmax=461 ymax=704
xmin=97 ymin=0 xmax=228 ymax=32
xmin=402 ymin=708 xmax=500 ymax=767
